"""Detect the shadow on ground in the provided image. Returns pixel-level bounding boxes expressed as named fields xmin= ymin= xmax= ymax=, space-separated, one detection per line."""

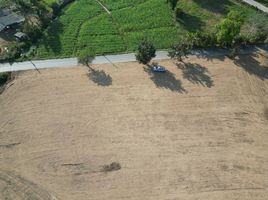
xmin=143 ymin=67 xmax=187 ymax=93
xmin=177 ymin=63 xmax=214 ymax=87
xmin=194 ymin=48 xmax=227 ymax=61
xmin=42 ymin=20 xmax=64 ymax=55
xmin=88 ymin=68 xmax=112 ymax=86
xmin=192 ymin=0 xmax=232 ymax=14
xmin=234 ymin=54 xmax=268 ymax=80
xmin=176 ymin=12 xmax=205 ymax=32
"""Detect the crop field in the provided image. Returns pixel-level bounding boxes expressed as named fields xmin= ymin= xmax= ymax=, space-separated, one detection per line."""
xmin=35 ymin=0 xmax=259 ymax=58
xmin=1 ymin=51 xmax=268 ymax=199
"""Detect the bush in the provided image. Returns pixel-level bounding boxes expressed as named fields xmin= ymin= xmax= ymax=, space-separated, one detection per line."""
xmin=0 ymin=72 xmax=11 ymax=86
xmin=185 ymin=32 xmax=216 ymax=48
xmin=102 ymin=162 xmax=121 ymax=172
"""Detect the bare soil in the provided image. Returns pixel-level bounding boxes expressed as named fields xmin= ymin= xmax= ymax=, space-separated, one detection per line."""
xmin=0 ymin=53 xmax=267 ymax=200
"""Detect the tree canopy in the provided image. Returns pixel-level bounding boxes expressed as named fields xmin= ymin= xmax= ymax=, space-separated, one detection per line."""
xmin=78 ymin=48 xmax=96 ymax=67
xmin=135 ymin=39 xmax=156 ymax=65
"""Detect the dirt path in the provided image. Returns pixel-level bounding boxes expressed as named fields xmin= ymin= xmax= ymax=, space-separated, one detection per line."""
xmin=95 ymin=0 xmax=111 ymax=15
xmin=0 ymin=54 xmax=267 ymax=200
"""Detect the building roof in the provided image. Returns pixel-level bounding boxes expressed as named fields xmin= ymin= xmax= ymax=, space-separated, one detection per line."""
xmin=0 ymin=9 xmax=25 ymax=32
xmin=14 ymin=32 xmax=27 ymax=38
xmin=0 ymin=23 xmax=5 ymax=32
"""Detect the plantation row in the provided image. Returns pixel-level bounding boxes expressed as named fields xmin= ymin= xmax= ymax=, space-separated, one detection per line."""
xmin=35 ymin=0 xmax=260 ymax=59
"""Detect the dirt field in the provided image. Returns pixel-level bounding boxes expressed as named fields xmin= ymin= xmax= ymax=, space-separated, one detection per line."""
xmin=0 ymin=53 xmax=268 ymax=200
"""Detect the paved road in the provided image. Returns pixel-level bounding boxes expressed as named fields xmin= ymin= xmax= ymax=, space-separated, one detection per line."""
xmin=242 ymin=0 xmax=268 ymax=13
xmin=0 ymin=51 xmax=169 ymax=73
xmin=0 ymin=46 xmax=268 ymax=73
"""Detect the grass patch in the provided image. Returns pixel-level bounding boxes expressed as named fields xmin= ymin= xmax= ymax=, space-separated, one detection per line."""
xmin=35 ymin=0 xmax=260 ymax=59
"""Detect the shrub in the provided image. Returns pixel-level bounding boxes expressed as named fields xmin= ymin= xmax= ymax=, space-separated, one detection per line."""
xmin=102 ymin=162 xmax=121 ymax=172
xmin=185 ymin=32 xmax=216 ymax=48
xmin=216 ymin=18 xmax=241 ymax=47
xmin=0 ymin=43 xmax=23 ymax=62
xmin=0 ymin=72 xmax=11 ymax=86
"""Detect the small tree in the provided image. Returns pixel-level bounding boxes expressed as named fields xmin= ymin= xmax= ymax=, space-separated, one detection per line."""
xmin=216 ymin=10 xmax=245 ymax=47
xmin=23 ymin=22 xmax=42 ymax=43
xmin=168 ymin=39 xmax=192 ymax=62
xmin=216 ymin=18 xmax=241 ymax=47
xmin=136 ymin=39 xmax=156 ymax=65
xmin=78 ymin=48 xmax=96 ymax=68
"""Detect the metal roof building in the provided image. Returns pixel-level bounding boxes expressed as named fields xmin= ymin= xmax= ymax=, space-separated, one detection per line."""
xmin=0 ymin=9 xmax=25 ymax=32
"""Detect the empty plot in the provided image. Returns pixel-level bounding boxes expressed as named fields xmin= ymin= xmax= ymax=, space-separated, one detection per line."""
xmin=0 ymin=53 xmax=268 ymax=200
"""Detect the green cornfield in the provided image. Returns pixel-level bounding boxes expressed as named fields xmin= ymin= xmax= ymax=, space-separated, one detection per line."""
xmin=35 ymin=0 xmax=258 ymax=59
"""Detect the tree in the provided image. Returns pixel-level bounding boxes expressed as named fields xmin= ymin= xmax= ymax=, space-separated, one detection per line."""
xmin=78 ymin=48 xmax=96 ymax=67
xmin=23 ymin=22 xmax=42 ymax=43
xmin=168 ymin=38 xmax=192 ymax=62
xmin=136 ymin=39 xmax=156 ymax=65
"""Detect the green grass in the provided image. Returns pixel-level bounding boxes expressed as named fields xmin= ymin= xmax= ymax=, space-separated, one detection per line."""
xmin=43 ymin=0 xmax=59 ymax=5
xmin=35 ymin=0 xmax=260 ymax=59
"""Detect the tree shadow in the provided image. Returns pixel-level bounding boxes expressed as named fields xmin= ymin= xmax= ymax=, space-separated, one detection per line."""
xmin=42 ymin=19 xmax=64 ymax=54
xmin=176 ymin=62 xmax=214 ymax=88
xmin=234 ymin=54 xmax=268 ymax=80
xmin=88 ymin=68 xmax=112 ymax=86
xmin=192 ymin=0 xmax=232 ymax=14
xmin=176 ymin=12 xmax=205 ymax=32
xmin=193 ymin=48 xmax=227 ymax=61
xmin=143 ymin=67 xmax=187 ymax=93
